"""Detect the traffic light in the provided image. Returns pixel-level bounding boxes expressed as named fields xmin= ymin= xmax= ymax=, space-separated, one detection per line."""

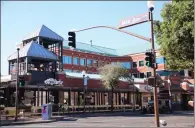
xmin=68 ymin=31 xmax=76 ymax=48
xmin=18 ymin=76 xmax=25 ymax=100
xmin=18 ymin=76 xmax=25 ymax=87
xmin=145 ymin=51 xmax=155 ymax=68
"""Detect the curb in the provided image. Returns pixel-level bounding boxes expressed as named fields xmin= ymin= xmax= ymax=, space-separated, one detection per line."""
xmin=0 ymin=119 xmax=57 ymax=126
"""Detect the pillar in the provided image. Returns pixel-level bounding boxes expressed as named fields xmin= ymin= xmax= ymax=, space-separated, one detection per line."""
xmin=127 ymin=92 xmax=130 ymax=104
xmin=33 ymin=91 xmax=36 ymax=106
xmin=119 ymin=92 xmax=121 ymax=105
xmin=41 ymin=90 xmax=43 ymax=105
xmin=68 ymin=89 xmax=71 ymax=106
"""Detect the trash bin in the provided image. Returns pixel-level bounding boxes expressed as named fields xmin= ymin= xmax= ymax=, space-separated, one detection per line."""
xmin=42 ymin=104 xmax=52 ymax=120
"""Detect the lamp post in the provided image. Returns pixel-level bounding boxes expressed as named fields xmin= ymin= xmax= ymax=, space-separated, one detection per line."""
xmin=132 ymin=75 xmax=135 ymax=111
xmin=129 ymin=73 xmax=135 ymax=111
xmin=167 ymin=76 xmax=172 ymax=111
xmin=15 ymin=47 xmax=20 ymax=121
xmin=147 ymin=1 xmax=160 ymax=127
xmin=82 ymin=70 xmax=86 ymax=113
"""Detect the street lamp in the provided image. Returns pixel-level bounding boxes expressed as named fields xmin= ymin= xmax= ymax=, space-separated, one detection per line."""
xmin=15 ymin=47 xmax=20 ymax=121
xmin=129 ymin=74 xmax=135 ymax=111
xmin=82 ymin=70 xmax=86 ymax=113
xmin=167 ymin=76 xmax=172 ymax=111
xmin=132 ymin=75 xmax=135 ymax=111
xmin=147 ymin=1 xmax=160 ymax=127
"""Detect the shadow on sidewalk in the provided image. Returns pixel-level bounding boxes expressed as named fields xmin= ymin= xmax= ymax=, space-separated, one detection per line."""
xmin=58 ymin=111 xmax=194 ymax=120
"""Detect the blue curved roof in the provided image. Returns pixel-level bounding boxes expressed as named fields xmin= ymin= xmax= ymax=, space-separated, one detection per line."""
xmin=8 ymin=41 xmax=58 ymax=61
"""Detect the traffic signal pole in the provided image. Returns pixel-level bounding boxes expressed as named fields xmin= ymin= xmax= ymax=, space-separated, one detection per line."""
xmin=71 ymin=3 xmax=160 ymax=127
xmin=149 ymin=8 xmax=160 ymax=127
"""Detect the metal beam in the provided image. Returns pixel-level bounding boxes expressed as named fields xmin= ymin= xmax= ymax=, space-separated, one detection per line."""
xmin=74 ymin=26 xmax=151 ymax=42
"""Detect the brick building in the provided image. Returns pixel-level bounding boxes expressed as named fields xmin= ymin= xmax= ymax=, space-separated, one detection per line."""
xmin=0 ymin=25 xmax=194 ymax=111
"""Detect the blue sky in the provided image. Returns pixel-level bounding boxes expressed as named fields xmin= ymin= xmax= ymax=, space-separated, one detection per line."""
xmin=1 ymin=1 xmax=169 ymax=75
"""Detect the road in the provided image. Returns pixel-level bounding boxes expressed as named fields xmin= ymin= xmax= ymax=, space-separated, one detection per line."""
xmin=2 ymin=112 xmax=194 ymax=127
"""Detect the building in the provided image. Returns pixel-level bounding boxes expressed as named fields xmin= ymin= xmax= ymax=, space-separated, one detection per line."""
xmin=0 ymin=25 xmax=194 ymax=111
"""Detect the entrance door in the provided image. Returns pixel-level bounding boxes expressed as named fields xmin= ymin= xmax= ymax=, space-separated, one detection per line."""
xmin=182 ymin=94 xmax=188 ymax=110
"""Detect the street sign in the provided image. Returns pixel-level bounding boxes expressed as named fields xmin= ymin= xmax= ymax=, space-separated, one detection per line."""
xmin=118 ymin=12 xmax=150 ymax=29
xmin=145 ymin=85 xmax=153 ymax=92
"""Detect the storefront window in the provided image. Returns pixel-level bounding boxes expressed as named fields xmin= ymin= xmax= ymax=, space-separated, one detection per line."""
xmin=176 ymin=93 xmax=181 ymax=104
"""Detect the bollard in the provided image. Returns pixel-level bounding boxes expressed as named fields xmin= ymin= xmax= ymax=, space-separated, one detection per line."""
xmin=160 ymin=120 xmax=167 ymax=126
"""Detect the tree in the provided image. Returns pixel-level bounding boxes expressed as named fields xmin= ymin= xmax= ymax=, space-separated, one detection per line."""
xmin=98 ymin=63 xmax=129 ymax=112
xmin=153 ymin=0 xmax=194 ymax=70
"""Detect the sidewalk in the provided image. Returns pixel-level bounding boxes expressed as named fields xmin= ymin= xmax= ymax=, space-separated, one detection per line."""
xmin=0 ymin=116 xmax=64 ymax=126
xmin=173 ymin=110 xmax=194 ymax=115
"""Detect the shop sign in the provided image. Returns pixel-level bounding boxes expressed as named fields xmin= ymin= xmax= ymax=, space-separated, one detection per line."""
xmin=44 ymin=78 xmax=63 ymax=86
xmin=145 ymin=85 xmax=153 ymax=92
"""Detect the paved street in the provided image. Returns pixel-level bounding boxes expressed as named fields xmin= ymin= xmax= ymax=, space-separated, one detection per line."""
xmin=2 ymin=112 xmax=194 ymax=127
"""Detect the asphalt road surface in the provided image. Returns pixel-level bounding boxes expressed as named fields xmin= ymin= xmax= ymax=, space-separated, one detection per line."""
xmin=3 ymin=112 xmax=194 ymax=127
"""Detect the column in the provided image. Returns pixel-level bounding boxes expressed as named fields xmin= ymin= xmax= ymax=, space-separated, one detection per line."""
xmin=45 ymin=91 xmax=48 ymax=104
xmin=78 ymin=92 xmax=80 ymax=106
xmin=74 ymin=92 xmax=76 ymax=106
xmin=68 ymin=89 xmax=71 ymax=106
xmin=127 ymin=92 xmax=130 ymax=104
xmin=119 ymin=92 xmax=121 ymax=105
xmin=33 ymin=91 xmax=36 ymax=106
xmin=41 ymin=91 xmax=43 ymax=105
xmin=96 ymin=91 xmax=98 ymax=105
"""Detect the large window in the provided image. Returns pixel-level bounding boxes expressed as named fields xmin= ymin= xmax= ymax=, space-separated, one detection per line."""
xmin=133 ymin=73 xmax=138 ymax=78
xmin=63 ymin=56 xmax=72 ymax=64
xmin=139 ymin=60 xmax=144 ymax=67
xmin=112 ymin=62 xmax=131 ymax=69
xmin=139 ymin=73 xmax=145 ymax=78
xmin=93 ymin=60 xmax=98 ymax=67
xmin=80 ymin=58 xmax=86 ymax=66
xmin=73 ymin=57 xmax=79 ymax=65
xmin=133 ymin=62 xmax=137 ymax=68
xmin=87 ymin=59 xmax=93 ymax=66
xmin=121 ymin=62 xmax=131 ymax=69
xmin=156 ymin=57 xmax=165 ymax=64
xmin=146 ymin=72 xmax=152 ymax=78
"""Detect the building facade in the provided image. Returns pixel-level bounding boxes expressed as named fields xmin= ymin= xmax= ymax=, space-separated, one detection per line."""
xmin=0 ymin=25 xmax=194 ymax=112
